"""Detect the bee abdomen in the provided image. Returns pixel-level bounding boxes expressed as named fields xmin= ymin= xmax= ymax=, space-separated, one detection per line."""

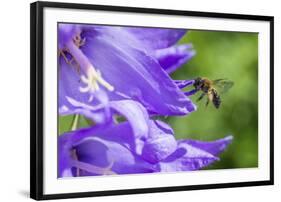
xmin=212 ymin=90 xmax=221 ymax=109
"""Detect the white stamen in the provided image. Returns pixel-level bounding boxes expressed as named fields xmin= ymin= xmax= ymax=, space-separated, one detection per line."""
xmin=88 ymin=94 xmax=94 ymax=102
xmin=80 ymin=75 xmax=89 ymax=83
xmin=79 ymin=86 xmax=90 ymax=93
xmin=79 ymin=67 xmax=114 ymax=101
xmin=95 ymin=69 xmax=114 ymax=92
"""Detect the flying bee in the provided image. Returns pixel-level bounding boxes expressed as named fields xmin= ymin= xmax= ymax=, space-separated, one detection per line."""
xmin=193 ymin=77 xmax=234 ymax=109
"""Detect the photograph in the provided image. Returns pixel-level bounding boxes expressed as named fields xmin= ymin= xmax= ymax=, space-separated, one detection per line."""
xmin=58 ymin=23 xmax=258 ymax=178
xmin=30 ymin=2 xmax=273 ymax=199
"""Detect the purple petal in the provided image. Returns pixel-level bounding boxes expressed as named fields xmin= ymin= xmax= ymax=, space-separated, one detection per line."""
xmin=153 ymin=120 xmax=174 ymax=135
xmin=75 ymin=136 xmax=156 ymax=175
xmin=141 ymin=121 xmax=177 ymax=164
xmin=74 ymin=123 xmax=136 ymax=150
xmin=80 ymin=27 xmax=196 ymax=115
xmin=180 ymin=135 xmax=233 ymax=156
xmin=154 ymin=44 xmax=195 ymax=73
xmin=174 ymin=79 xmax=195 ymax=89
xmin=125 ymin=27 xmax=186 ymax=50
xmin=158 ymin=136 xmax=233 ymax=171
xmin=58 ymin=59 xmax=112 ymax=123
xmin=59 ymin=123 xmax=156 ymax=176
xmin=109 ymin=100 xmax=149 ymax=139
xmin=60 ymin=96 xmax=111 ymax=124
xmin=159 ymin=143 xmax=219 ymax=172
xmin=58 ymin=134 xmax=74 ymax=177
xmin=60 ymin=97 xmax=150 ymax=138
xmin=58 ymin=24 xmax=80 ymax=49
xmin=58 ymin=58 xmax=92 ymax=108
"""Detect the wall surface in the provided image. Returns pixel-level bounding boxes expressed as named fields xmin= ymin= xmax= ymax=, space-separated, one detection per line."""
xmin=0 ymin=0 xmax=279 ymax=201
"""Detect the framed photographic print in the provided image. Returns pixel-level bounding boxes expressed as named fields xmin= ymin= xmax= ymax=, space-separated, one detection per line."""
xmin=30 ymin=1 xmax=274 ymax=200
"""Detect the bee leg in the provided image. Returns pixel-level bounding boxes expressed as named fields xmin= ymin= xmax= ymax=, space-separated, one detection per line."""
xmin=197 ymin=92 xmax=206 ymax=102
xmin=207 ymin=90 xmax=214 ymax=108
xmin=205 ymin=99 xmax=210 ymax=107
xmin=184 ymin=89 xmax=198 ymax=96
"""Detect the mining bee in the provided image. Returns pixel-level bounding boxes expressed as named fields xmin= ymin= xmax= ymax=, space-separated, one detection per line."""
xmin=193 ymin=77 xmax=234 ymax=109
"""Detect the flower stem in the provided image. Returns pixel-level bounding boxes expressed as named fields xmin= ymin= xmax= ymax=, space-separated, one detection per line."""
xmin=70 ymin=114 xmax=80 ymax=131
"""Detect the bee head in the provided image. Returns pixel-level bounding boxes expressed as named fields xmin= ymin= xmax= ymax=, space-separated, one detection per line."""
xmin=193 ymin=77 xmax=203 ymax=90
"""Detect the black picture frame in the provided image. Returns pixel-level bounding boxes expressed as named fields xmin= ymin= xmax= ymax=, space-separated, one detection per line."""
xmin=30 ymin=1 xmax=274 ymax=200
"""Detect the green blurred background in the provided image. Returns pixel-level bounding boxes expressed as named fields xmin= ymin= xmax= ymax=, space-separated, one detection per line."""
xmin=59 ymin=29 xmax=258 ymax=170
xmin=168 ymin=30 xmax=258 ymax=169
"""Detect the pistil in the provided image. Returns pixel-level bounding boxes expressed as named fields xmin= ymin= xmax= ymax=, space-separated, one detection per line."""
xmin=70 ymin=159 xmax=116 ymax=176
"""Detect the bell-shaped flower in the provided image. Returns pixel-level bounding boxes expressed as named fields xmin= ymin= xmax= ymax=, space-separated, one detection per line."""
xmin=58 ymin=24 xmax=196 ymax=125
xmin=59 ymin=120 xmax=232 ymax=177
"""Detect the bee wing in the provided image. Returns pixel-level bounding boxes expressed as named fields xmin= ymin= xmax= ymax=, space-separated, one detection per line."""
xmin=213 ymin=79 xmax=234 ymax=94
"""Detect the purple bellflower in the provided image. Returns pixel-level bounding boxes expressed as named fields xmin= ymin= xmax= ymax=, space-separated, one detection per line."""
xmin=59 ymin=120 xmax=232 ymax=177
xmin=58 ymin=24 xmax=196 ymax=122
